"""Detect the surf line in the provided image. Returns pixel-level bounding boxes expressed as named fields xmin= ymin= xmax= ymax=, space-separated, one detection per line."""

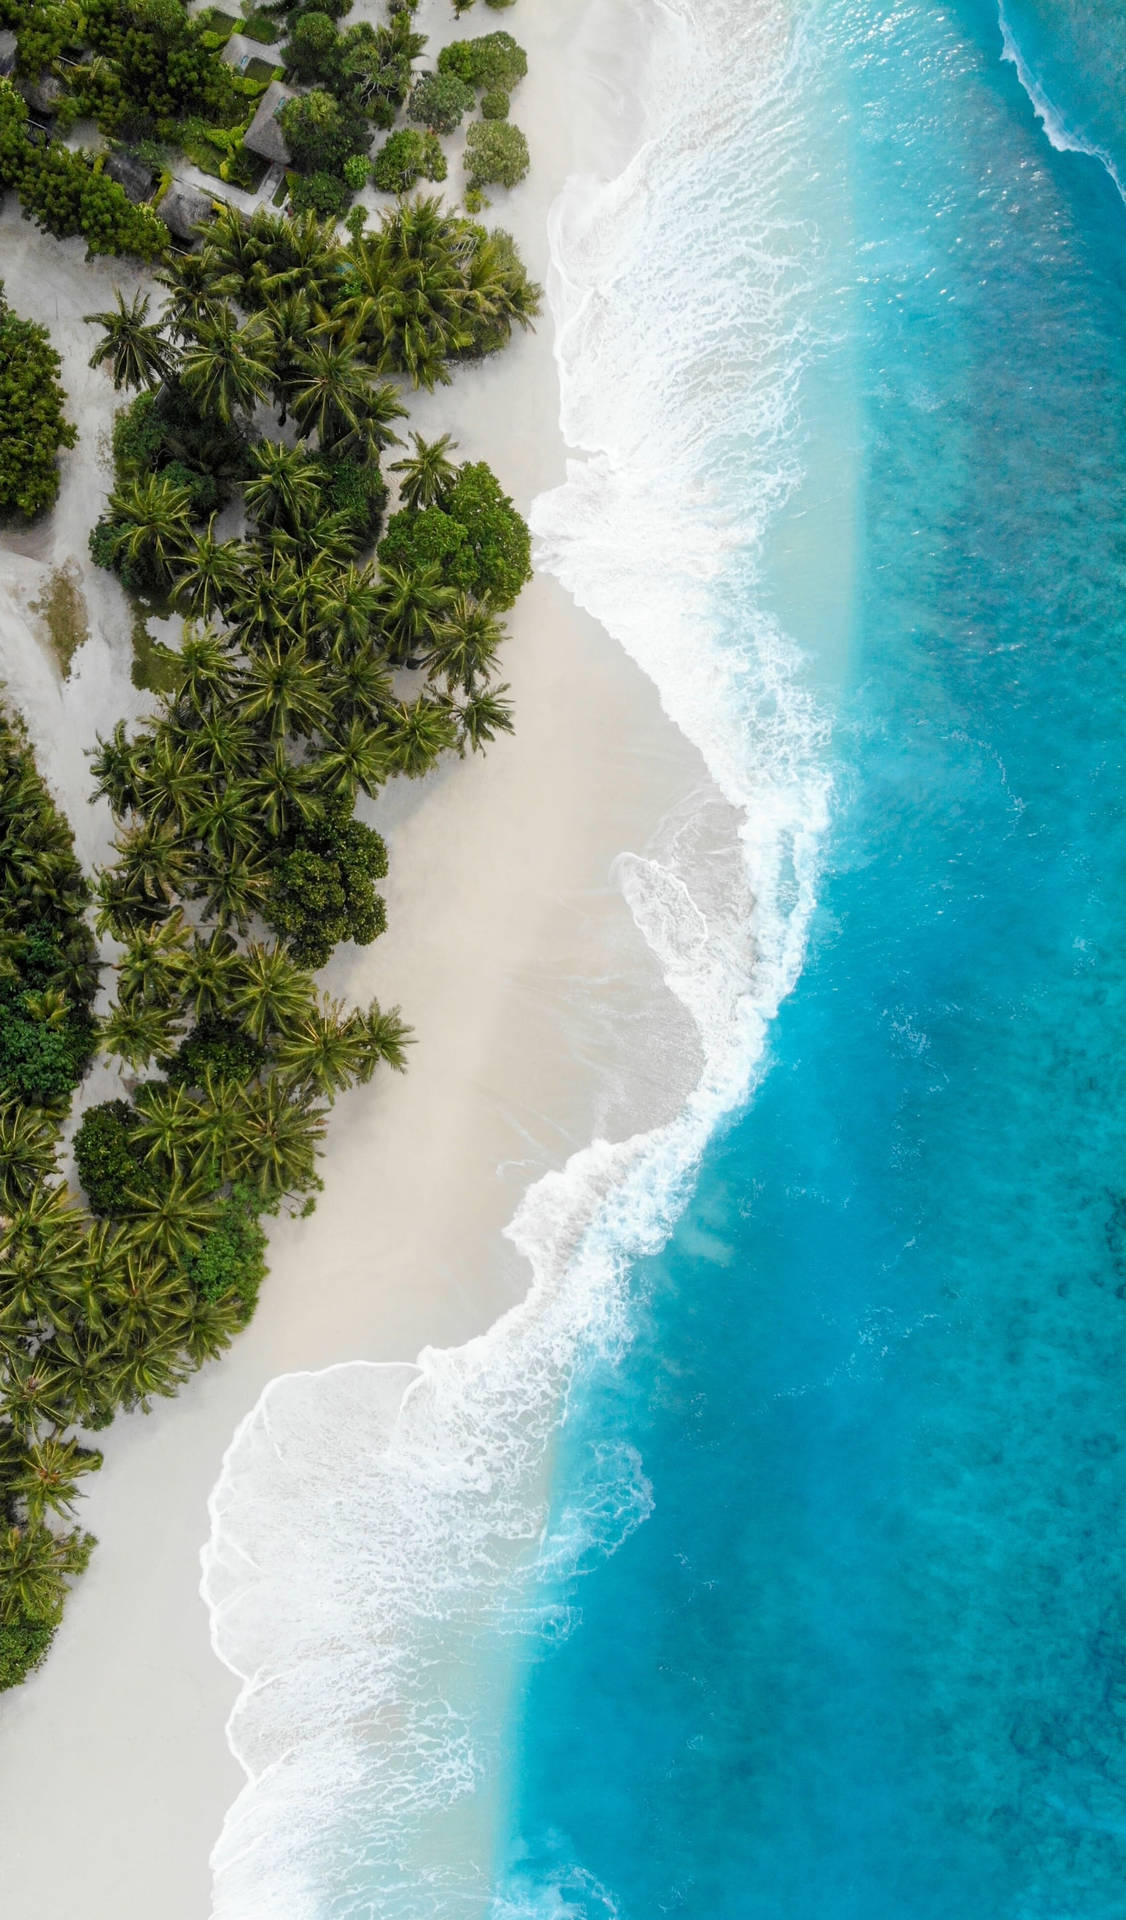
xmin=997 ymin=0 xmax=1126 ymax=206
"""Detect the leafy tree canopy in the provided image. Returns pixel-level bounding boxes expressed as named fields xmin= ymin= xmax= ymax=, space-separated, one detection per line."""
xmin=0 ymin=283 xmax=76 ymax=522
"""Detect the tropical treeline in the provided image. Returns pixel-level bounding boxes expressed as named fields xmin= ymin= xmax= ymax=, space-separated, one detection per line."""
xmin=0 ymin=193 xmax=539 ymax=1686
xmin=0 ymin=706 xmax=100 ymax=1689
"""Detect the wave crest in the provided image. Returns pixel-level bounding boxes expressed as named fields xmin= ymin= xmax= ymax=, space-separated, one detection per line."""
xmin=201 ymin=0 xmax=833 ymax=1913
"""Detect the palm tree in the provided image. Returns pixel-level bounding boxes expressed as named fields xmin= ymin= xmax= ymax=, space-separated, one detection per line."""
xmin=200 ymin=857 xmax=271 ymax=936
xmin=312 ymin=563 xmax=382 ymax=658
xmin=0 ymin=1355 xmax=77 ymax=1440
xmin=0 ymin=1099 xmax=58 ymax=1208
xmin=262 ymin=290 xmax=314 ymax=422
xmin=118 ymin=1169 xmax=221 ymax=1264
xmin=180 ymin=1292 xmax=246 ymax=1368
xmin=311 ymin=716 xmax=389 ymax=800
xmin=184 ymin=930 xmax=242 ymax=1024
xmin=117 ymin=912 xmax=192 ymax=1009
xmin=323 ymin=643 xmax=394 ymax=728
xmin=170 ymin=525 xmax=246 ymax=621
xmin=273 ymin=998 xmax=369 ymax=1097
xmin=90 ymin=720 xmax=147 ymax=817
xmin=423 ymin=593 xmax=505 ymax=694
xmin=85 ymin=289 xmax=171 ymax=392
xmin=287 ymin=337 xmax=374 ymax=450
xmin=0 ymin=1522 xmax=93 ymax=1626
xmin=244 ymin=440 xmax=323 ymax=533
xmin=136 ymin=735 xmax=208 ymax=832
xmin=245 ymin=742 xmax=323 ymax=839
xmin=155 ymin=252 xmax=228 ymax=341
xmin=106 ymin=473 xmax=193 ymax=578
xmin=353 ymin=1001 xmax=412 ymax=1078
xmin=131 ymin=1082 xmax=203 ymax=1176
xmin=238 ymin=637 xmax=331 ymax=742
xmin=107 ymin=1337 xmax=190 ymax=1411
xmin=459 ymin=684 xmax=516 ymax=754
xmin=181 ymin=308 xmax=276 ymax=425
xmin=375 ymin=562 xmax=454 ymax=665
xmin=233 ymin=1078 xmax=326 ymax=1202
xmin=232 ymin=943 xmax=315 ymax=1043
xmin=390 ymin=431 xmax=459 ymax=510
xmin=383 ymin=694 xmax=459 ymax=778
xmin=340 ymin=382 xmax=407 ymax=466
xmin=195 ymin=787 xmax=259 ymax=864
xmin=102 ymin=999 xmax=183 ymax=1071
xmin=111 ymin=819 xmax=193 ymax=914
xmin=9 ymin=1438 xmax=103 ymax=1524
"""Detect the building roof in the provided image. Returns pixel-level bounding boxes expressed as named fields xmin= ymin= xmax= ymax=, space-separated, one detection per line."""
xmin=20 ymin=73 xmax=62 ymax=114
xmin=242 ymin=80 xmax=294 ymax=164
xmin=158 ymin=181 xmax=215 ymax=244
xmin=105 ymin=150 xmax=154 ymax=204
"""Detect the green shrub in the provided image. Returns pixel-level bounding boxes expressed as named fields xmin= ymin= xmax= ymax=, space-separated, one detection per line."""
xmin=313 ymin=454 xmax=388 ymax=548
xmin=437 ymin=30 xmax=526 ymax=93
xmin=464 ymin=117 xmax=528 ymax=191
xmin=187 ymin=1190 xmax=267 ymax=1315
xmin=0 ymin=283 xmax=76 ymax=522
xmin=480 ymin=86 xmax=508 ymax=119
xmin=240 ymin=9 xmax=279 ymax=41
xmin=289 ymin=168 xmax=350 ymax=216
xmin=379 ymin=461 xmax=530 ymax=608
xmin=112 ymin=391 xmax=165 ymax=481
xmin=408 ymin=69 xmax=473 ymax=134
xmin=278 ymin=86 xmax=368 ymax=174
xmin=266 ymin=803 xmax=388 ymax=970
xmin=166 ymin=1017 xmax=265 ymax=1087
xmin=286 ymin=8 xmax=338 ymax=83
xmin=0 ymin=1614 xmax=55 ymax=1692
xmin=74 ymin=1099 xmax=148 ymax=1216
xmin=342 ymin=151 xmax=369 ymax=190
xmin=371 ymin=127 xmax=445 ymax=194
xmin=160 ymin=459 xmax=221 ymax=518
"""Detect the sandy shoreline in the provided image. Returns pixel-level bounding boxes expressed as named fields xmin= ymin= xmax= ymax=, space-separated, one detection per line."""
xmin=0 ymin=0 xmax=709 ymax=1914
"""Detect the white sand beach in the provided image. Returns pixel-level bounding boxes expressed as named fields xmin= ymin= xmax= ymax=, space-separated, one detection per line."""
xmin=0 ymin=0 xmax=711 ymax=1913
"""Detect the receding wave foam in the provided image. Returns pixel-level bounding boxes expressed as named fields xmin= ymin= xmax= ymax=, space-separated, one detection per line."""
xmin=201 ymin=1 xmax=833 ymax=1913
xmin=998 ymin=1 xmax=1126 ymax=204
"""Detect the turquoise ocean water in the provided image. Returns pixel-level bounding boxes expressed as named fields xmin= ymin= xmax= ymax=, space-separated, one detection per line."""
xmin=202 ymin=2 xmax=1126 ymax=1912
xmin=497 ymin=1 xmax=1126 ymax=1915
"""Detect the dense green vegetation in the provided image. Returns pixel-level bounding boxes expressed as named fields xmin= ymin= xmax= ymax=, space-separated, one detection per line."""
xmin=0 ymin=280 xmax=75 ymax=521
xmin=0 ymin=79 xmax=167 ymax=259
xmin=0 ymin=0 xmax=532 ymax=230
xmin=0 ymin=707 xmax=100 ymax=1687
xmin=0 ymin=188 xmax=538 ymax=1682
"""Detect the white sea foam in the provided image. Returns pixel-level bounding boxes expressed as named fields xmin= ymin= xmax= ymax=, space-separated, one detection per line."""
xmin=998 ymin=1 xmax=1126 ymax=205
xmin=201 ymin=1 xmax=834 ymax=1913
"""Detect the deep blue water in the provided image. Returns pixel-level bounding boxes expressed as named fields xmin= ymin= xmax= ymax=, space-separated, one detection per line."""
xmin=495 ymin=3 xmax=1126 ymax=1914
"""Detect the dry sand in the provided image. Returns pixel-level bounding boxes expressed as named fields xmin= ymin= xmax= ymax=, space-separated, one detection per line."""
xmin=0 ymin=1 xmax=707 ymax=1913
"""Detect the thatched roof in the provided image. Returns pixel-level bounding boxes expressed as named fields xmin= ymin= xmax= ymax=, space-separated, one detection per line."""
xmin=158 ymin=181 xmax=215 ymax=244
xmin=243 ymin=80 xmax=294 ymax=164
xmin=20 ymin=73 xmax=62 ymax=114
xmin=105 ymin=150 xmax=154 ymax=204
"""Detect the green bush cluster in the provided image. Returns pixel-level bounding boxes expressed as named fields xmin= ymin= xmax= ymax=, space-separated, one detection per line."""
xmin=379 ymin=460 xmax=531 ymax=609
xmin=0 ymin=82 xmax=167 ymax=260
xmin=437 ymin=30 xmax=526 ymax=94
xmin=0 ymin=283 xmax=75 ymax=522
xmin=267 ymin=803 xmax=389 ymax=970
xmin=73 ymin=1100 xmax=147 ymax=1216
xmin=464 ymin=117 xmax=528 ymax=191
xmin=371 ymin=125 xmax=445 ymax=193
